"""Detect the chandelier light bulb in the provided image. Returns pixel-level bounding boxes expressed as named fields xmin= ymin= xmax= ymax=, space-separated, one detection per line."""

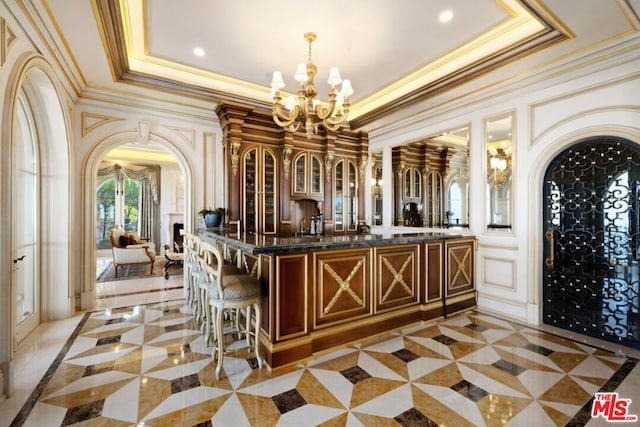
xmin=340 ymin=80 xmax=354 ymax=97
xmin=294 ymin=64 xmax=308 ymax=83
xmin=327 ymin=67 xmax=342 ymax=86
xmin=271 ymin=71 xmax=285 ymax=90
xmin=271 ymin=32 xmax=353 ymax=138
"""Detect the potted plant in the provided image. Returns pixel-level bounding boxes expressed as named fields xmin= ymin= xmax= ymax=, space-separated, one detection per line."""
xmin=199 ymin=207 xmax=225 ymax=228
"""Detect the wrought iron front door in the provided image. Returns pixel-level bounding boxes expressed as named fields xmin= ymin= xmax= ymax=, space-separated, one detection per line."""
xmin=543 ymin=136 xmax=640 ymax=349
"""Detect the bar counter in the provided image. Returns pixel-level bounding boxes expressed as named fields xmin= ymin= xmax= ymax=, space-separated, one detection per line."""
xmin=199 ymin=229 xmax=476 ymax=368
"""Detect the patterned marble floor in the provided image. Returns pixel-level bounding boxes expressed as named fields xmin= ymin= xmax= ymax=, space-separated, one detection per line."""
xmin=9 ymin=301 xmax=639 ymax=426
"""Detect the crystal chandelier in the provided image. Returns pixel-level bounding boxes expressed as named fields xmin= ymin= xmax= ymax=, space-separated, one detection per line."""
xmin=270 ymin=32 xmax=353 ymax=139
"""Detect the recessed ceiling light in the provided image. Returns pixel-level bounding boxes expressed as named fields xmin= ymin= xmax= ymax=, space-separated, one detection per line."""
xmin=193 ymin=47 xmax=205 ymax=57
xmin=439 ymin=10 xmax=453 ymax=23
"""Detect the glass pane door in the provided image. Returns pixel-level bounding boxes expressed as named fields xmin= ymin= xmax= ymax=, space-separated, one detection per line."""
xmin=348 ymin=161 xmax=357 ymax=231
xmin=294 ymin=153 xmax=306 ymax=194
xmin=244 ymin=149 xmax=257 ymax=234
xmin=263 ymin=149 xmax=276 ymax=234
xmin=122 ymin=176 xmax=140 ymax=231
xmin=14 ymin=94 xmax=39 ymax=343
xmin=311 ymin=155 xmax=322 ymax=194
xmin=96 ymin=178 xmax=116 ymax=249
xmin=334 ymin=160 xmax=344 ymax=232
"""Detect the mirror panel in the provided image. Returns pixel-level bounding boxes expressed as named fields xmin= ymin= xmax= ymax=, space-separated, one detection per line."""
xmin=371 ymin=153 xmax=383 ymax=225
xmin=485 ymin=113 xmax=513 ymax=231
xmin=392 ymin=126 xmax=470 ymax=228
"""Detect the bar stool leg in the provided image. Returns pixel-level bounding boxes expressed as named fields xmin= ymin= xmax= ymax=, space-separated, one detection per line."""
xmin=254 ymin=302 xmax=262 ymax=369
xmin=214 ymin=305 xmax=225 ymax=380
xmin=245 ymin=306 xmax=251 ymax=346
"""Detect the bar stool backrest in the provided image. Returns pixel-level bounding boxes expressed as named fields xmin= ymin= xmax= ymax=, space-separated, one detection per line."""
xmin=199 ymin=241 xmax=224 ymax=298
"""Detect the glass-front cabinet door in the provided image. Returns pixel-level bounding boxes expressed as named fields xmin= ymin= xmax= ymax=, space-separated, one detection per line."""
xmin=347 ymin=161 xmax=357 ymax=231
xmin=292 ymin=152 xmax=323 ymax=198
xmin=243 ymin=148 xmax=258 ymax=234
xmin=293 ymin=153 xmax=306 ymax=194
xmin=263 ymin=149 xmax=276 ymax=234
xmin=333 ymin=158 xmax=358 ymax=233
xmin=334 ymin=160 xmax=344 ymax=232
xmin=242 ymin=146 xmax=277 ymax=235
xmin=310 ymin=155 xmax=322 ymax=195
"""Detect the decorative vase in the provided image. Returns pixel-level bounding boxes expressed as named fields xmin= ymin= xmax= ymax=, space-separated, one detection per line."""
xmin=204 ymin=213 xmax=221 ymax=228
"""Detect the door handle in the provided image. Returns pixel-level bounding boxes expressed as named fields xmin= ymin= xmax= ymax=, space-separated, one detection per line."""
xmin=13 ymin=255 xmax=26 ymax=264
xmin=545 ymin=229 xmax=554 ymax=269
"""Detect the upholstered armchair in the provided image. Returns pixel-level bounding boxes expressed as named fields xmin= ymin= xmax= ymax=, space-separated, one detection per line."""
xmin=109 ymin=226 xmax=157 ymax=278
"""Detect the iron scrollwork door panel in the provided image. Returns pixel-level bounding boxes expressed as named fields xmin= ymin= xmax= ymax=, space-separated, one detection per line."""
xmin=543 ymin=137 xmax=640 ymax=349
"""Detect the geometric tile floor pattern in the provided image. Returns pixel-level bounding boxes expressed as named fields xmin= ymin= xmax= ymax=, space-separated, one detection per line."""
xmin=11 ymin=300 xmax=638 ymax=426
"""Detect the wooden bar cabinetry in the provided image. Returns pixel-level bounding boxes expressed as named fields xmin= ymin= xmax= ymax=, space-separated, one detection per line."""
xmin=200 ymin=230 xmax=476 ymax=368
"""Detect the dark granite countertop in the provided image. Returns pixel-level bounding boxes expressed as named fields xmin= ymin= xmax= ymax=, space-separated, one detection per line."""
xmin=199 ymin=229 xmax=465 ymax=254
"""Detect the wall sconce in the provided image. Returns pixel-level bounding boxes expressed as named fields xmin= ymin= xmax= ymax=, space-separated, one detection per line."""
xmin=487 ymin=143 xmax=511 ymax=188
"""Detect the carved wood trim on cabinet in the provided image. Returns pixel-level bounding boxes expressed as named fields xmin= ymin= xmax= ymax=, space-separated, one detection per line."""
xmin=374 ymin=244 xmax=420 ymax=313
xmin=275 ymin=253 xmax=308 ymax=340
xmin=313 ymin=249 xmax=371 ymax=328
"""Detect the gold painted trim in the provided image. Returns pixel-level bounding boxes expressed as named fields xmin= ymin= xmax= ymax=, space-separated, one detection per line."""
xmin=529 ymin=72 xmax=640 ymax=145
xmin=162 ymin=125 xmax=196 ymax=148
xmin=482 ymin=256 xmax=517 ymax=291
xmin=42 ymin=0 xmax=87 ymax=86
xmin=1 ymin=16 xmax=16 ymax=66
xmin=425 ymin=242 xmax=443 ymax=302
xmin=446 ymin=292 xmax=476 ymax=306
xmin=478 ymin=242 xmax=520 ymax=250
xmin=275 ymin=253 xmax=308 ymax=341
xmin=81 ymin=112 xmax=124 ymax=136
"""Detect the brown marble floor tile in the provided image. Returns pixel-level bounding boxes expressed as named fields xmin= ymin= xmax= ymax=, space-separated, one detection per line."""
xmin=538 ymin=375 xmax=592 ymax=405
xmin=352 ymin=411 xmax=401 ymax=426
xmin=137 ymin=376 xmax=173 ymax=420
xmin=449 ymin=341 xmax=488 ymax=359
xmin=113 ymin=346 xmax=144 ymax=374
xmin=311 ymin=350 xmax=360 ymax=372
xmin=494 ymin=347 xmax=562 ymax=373
xmin=548 ymin=351 xmax=589 ymax=373
xmin=144 ymin=394 xmax=231 ymax=426
xmin=461 ymin=362 xmax=532 ymax=397
xmin=297 ymin=369 xmax=345 ymax=409
xmin=42 ymin=377 xmax=134 ymax=408
xmin=411 ymin=383 xmax=476 ymax=427
xmin=413 ymin=362 xmax=461 ymax=387
xmin=541 ymin=402 xmax=572 ymax=426
xmin=317 ymin=412 xmax=349 ymax=426
xmin=237 ymin=392 xmax=282 ymax=425
xmin=350 ymin=377 xmax=406 ymax=408
xmin=364 ymin=350 xmax=410 ymax=380
xmin=476 ymin=394 xmax=532 ymax=427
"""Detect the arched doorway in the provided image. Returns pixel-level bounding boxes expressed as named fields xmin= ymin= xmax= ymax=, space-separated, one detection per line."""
xmin=1 ymin=57 xmax=72 ymax=395
xmin=81 ymin=132 xmax=194 ymax=309
xmin=542 ymin=136 xmax=640 ymax=349
xmin=9 ymin=65 xmax=71 ymax=341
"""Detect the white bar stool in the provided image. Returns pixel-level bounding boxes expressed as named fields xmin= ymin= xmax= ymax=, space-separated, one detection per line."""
xmin=200 ymin=241 xmax=263 ymax=379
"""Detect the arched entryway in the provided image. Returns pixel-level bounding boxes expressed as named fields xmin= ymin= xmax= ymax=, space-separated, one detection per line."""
xmin=542 ymin=136 xmax=640 ymax=349
xmin=1 ymin=55 xmax=72 ymax=394
xmin=80 ymin=132 xmax=194 ymax=309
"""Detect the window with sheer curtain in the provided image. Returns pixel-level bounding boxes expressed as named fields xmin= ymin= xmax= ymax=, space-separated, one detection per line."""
xmin=96 ymin=163 xmax=160 ymax=250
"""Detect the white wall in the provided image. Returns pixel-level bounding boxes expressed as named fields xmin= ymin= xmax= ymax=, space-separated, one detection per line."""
xmin=74 ymin=97 xmax=223 ymax=307
xmin=369 ymin=40 xmax=640 ymax=325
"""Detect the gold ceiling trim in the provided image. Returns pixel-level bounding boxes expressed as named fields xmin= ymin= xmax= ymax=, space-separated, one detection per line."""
xmin=95 ymin=0 xmax=573 ymax=130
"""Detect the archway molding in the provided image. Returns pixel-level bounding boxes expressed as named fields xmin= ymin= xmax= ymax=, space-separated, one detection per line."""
xmin=80 ymin=130 xmax=195 ymax=309
xmin=0 ymin=53 xmax=72 ymax=394
xmin=526 ymin=108 xmax=640 ymax=325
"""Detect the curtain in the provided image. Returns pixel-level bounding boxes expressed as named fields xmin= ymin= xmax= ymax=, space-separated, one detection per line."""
xmin=97 ymin=163 xmax=161 ymax=250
